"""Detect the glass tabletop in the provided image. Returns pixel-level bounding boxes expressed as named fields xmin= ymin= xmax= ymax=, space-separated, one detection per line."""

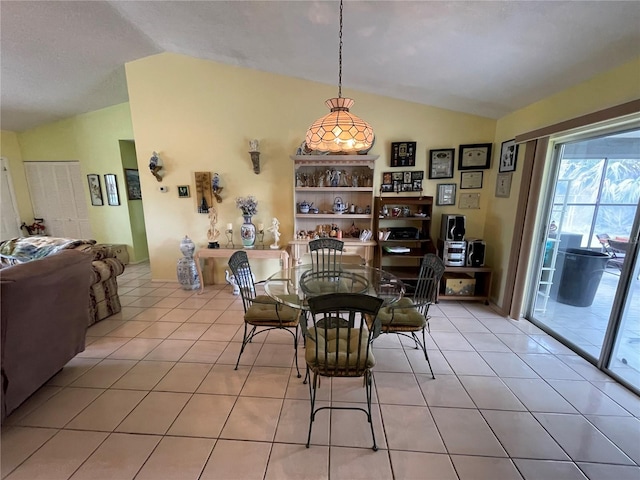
xmin=264 ymin=264 xmax=405 ymax=310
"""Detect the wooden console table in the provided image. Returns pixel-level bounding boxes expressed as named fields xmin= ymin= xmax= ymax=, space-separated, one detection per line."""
xmin=194 ymin=247 xmax=290 ymax=294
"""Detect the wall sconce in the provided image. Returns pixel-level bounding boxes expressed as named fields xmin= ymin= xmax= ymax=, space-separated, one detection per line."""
xmin=249 ymin=139 xmax=260 ymax=174
xmin=149 ymin=151 xmax=164 ymax=182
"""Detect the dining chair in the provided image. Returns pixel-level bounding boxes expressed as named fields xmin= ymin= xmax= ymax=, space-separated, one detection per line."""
xmin=308 ymin=238 xmax=344 ymax=272
xmin=374 ymin=253 xmax=445 ymax=379
xmin=228 ymin=251 xmax=301 ymax=377
xmin=303 ymin=293 xmax=384 ymax=450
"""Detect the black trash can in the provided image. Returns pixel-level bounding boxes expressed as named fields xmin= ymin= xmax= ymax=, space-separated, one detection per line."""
xmin=556 ymin=248 xmax=610 ymax=307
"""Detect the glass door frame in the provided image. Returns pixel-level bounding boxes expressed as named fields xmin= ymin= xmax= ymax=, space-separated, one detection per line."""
xmin=522 ymin=123 xmax=640 ymax=394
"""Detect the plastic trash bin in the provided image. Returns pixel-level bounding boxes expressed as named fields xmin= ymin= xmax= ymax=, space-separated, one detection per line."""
xmin=556 ymin=248 xmax=610 ymax=307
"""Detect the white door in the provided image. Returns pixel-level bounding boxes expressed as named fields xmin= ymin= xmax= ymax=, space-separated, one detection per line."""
xmin=24 ymin=161 xmax=93 ymax=239
xmin=0 ymin=158 xmax=22 ymax=239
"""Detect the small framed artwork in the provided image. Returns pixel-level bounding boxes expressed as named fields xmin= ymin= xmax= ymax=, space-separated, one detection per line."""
xmin=460 ymin=171 xmax=483 ymax=189
xmin=125 ymin=168 xmax=142 ymax=200
xmin=87 ymin=174 xmax=103 ymax=206
xmin=104 ymin=174 xmax=120 ymax=206
xmin=436 ymin=183 xmax=456 ymax=206
xmin=459 ymin=193 xmax=481 ymax=209
xmin=496 ymin=172 xmax=513 ymax=198
xmin=499 ymin=139 xmax=518 ymax=173
xmin=428 ymin=149 xmax=455 ymax=179
xmin=458 ymin=143 xmax=492 ymax=170
xmin=390 ymin=141 xmax=416 ymax=167
xmin=382 ymin=170 xmax=423 ymax=193
xmin=178 ymin=185 xmax=191 ymax=198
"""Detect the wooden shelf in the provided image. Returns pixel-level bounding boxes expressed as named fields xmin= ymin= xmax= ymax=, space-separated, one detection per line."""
xmin=437 ymin=266 xmax=492 ymax=304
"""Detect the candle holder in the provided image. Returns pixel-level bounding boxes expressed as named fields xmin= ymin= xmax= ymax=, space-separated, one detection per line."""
xmin=225 ymin=229 xmax=234 ymax=248
xmin=258 ymin=229 xmax=265 ymax=249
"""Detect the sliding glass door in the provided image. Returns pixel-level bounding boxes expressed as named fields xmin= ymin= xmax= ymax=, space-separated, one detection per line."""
xmin=525 ymin=128 xmax=640 ymax=392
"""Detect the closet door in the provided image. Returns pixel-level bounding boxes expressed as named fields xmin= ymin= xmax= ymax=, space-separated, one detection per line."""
xmin=1 ymin=158 xmax=22 ymax=239
xmin=24 ymin=161 xmax=93 ymax=239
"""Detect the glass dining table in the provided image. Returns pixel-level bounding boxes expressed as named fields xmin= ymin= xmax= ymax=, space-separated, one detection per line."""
xmin=264 ymin=263 xmax=405 ymax=311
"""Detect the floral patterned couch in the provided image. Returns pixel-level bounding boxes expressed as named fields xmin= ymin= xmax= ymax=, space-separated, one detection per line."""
xmin=0 ymin=236 xmax=125 ymax=326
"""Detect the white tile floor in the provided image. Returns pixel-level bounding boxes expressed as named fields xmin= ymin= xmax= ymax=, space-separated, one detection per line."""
xmin=2 ymin=262 xmax=640 ymax=480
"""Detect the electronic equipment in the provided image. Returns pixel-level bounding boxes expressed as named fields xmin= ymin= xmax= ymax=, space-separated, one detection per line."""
xmin=466 ymin=239 xmax=486 ymax=267
xmin=388 ymin=227 xmax=420 ymax=240
xmin=440 ymin=214 xmax=466 ymax=241
xmin=438 ymin=239 xmax=466 ymax=267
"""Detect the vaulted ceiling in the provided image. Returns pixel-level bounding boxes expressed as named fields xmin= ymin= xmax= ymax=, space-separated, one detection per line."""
xmin=2 ymin=1 xmax=639 ymax=132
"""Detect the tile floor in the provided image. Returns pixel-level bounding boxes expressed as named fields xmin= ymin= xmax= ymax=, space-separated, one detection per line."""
xmin=2 ymin=262 xmax=640 ymax=480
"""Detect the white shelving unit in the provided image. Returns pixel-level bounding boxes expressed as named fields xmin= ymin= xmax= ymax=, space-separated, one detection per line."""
xmin=288 ymin=155 xmax=378 ymax=265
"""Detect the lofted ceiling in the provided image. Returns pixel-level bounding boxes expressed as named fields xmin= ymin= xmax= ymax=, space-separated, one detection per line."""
xmin=1 ymin=1 xmax=639 ymax=132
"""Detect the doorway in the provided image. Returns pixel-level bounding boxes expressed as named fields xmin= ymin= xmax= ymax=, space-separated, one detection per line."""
xmin=525 ymin=128 xmax=640 ymax=392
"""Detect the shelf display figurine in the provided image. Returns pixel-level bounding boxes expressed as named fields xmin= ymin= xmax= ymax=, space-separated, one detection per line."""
xmin=268 ymin=217 xmax=281 ymax=249
xmin=177 ymin=235 xmax=201 ymax=290
xmin=207 ymin=207 xmax=220 ymax=248
xmin=212 ymin=173 xmax=223 ymax=203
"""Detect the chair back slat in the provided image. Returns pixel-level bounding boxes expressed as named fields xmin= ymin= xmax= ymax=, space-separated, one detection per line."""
xmin=309 ymin=238 xmax=344 ymax=273
xmin=307 ymin=293 xmax=383 ymax=377
xmin=412 ymin=254 xmax=445 ymax=315
xmin=228 ymin=251 xmax=257 ymax=312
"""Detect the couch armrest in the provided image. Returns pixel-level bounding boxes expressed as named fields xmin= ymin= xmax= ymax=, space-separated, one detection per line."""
xmin=91 ymin=257 xmax=125 ymax=285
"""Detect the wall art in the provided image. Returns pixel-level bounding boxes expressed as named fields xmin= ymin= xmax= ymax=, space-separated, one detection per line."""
xmin=390 ymin=141 xmax=416 ymax=167
xmin=495 ymin=172 xmax=513 ymax=198
xmin=125 ymin=168 xmax=142 ymax=200
xmin=499 ymin=139 xmax=518 ymax=173
xmin=104 ymin=174 xmax=120 ymax=206
xmin=87 ymin=174 xmax=103 ymax=206
xmin=458 ymin=143 xmax=492 ymax=170
xmin=428 ymin=148 xmax=454 ymax=179
xmin=460 ymin=171 xmax=483 ymax=189
xmin=436 ymin=183 xmax=456 ymax=206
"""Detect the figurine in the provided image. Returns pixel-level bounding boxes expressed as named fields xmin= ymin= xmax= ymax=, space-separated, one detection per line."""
xmin=268 ymin=217 xmax=281 ymax=249
xmin=207 ymin=207 xmax=220 ymax=248
xmin=212 ymin=173 xmax=223 ymax=203
xmin=149 ymin=151 xmax=163 ymax=182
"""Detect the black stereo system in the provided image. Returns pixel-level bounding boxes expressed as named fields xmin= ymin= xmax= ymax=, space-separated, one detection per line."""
xmin=388 ymin=227 xmax=420 ymax=240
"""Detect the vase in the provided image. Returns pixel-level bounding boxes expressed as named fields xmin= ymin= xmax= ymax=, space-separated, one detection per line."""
xmin=240 ymin=215 xmax=256 ymax=248
xmin=177 ymin=235 xmax=201 ymax=290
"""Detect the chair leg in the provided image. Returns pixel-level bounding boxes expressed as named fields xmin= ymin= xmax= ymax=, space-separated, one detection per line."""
xmin=293 ymin=325 xmax=301 ymax=378
xmin=419 ymin=330 xmax=435 ymax=379
xmin=235 ymin=323 xmax=255 ymax=370
xmin=306 ymin=368 xmax=317 ymax=448
xmin=365 ymin=370 xmax=378 ymax=451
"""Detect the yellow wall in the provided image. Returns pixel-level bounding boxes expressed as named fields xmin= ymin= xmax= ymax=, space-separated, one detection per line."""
xmin=125 ymin=53 xmax=496 ymax=282
xmin=487 ymin=56 xmax=640 ymax=307
xmin=119 ymin=140 xmax=149 ymax=262
xmin=10 ymin=103 xmax=141 ymax=257
xmin=0 ymin=131 xmax=33 ymax=224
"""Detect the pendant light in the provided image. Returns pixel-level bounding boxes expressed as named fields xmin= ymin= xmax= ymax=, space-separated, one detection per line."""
xmin=305 ymin=0 xmax=374 ymax=154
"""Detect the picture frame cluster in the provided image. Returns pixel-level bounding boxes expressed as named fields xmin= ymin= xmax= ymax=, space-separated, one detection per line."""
xmin=381 ymin=170 xmax=423 ymax=193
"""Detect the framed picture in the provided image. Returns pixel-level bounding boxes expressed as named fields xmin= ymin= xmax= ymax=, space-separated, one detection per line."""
xmin=460 ymin=171 xmax=483 ymax=189
xmin=125 ymin=168 xmax=142 ymax=200
xmin=459 ymin=193 xmax=481 ymax=209
xmin=496 ymin=172 xmax=513 ymax=198
xmin=87 ymin=174 xmax=103 ymax=206
xmin=458 ymin=143 xmax=492 ymax=170
xmin=104 ymin=174 xmax=120 ymax=206
xmin=428 ymin=149 xmax=455 ymax=179
xmin=382 ymin=170 xmax=424 ymax=193
xmin=390 ymin=141 xmax=416 ymax=167
xmin=178 ymin=185 xmax=191 ymax=198
xmin=436 ymin=183 xmax=456 ymax=206
xmin=499 ymin=139 xmax=518 ymax=173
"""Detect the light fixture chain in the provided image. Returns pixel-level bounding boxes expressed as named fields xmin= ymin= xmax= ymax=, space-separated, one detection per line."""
xmin=338 ymin=0 xmax=343 ymax=98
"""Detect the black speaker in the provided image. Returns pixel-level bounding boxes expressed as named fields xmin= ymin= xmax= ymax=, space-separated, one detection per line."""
xmin=467 ymin=239 xmax=486 ymax=267
xmin=440 ymin=214 xmax=466 ymax=241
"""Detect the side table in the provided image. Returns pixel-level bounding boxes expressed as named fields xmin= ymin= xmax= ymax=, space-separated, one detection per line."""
xmin=194 ymin=248 xmax=290 ymax=294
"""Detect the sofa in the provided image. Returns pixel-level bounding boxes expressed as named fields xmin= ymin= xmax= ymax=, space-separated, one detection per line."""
xmin=0 ymin=236 xmax=125 ymax=326
xmin=1 ymin=249 xmax=93 ymax=422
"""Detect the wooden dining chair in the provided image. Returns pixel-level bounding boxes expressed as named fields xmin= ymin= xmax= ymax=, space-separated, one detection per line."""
xmin=374 ymin=253 xmax=445 ymax=379
xmin=303 ymin=293 xmax=384 ymax=450
xmin=228 ymin=251 xmax=301 ymax=377
xmin=308 ymin=238 xmax=344 ymax=272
